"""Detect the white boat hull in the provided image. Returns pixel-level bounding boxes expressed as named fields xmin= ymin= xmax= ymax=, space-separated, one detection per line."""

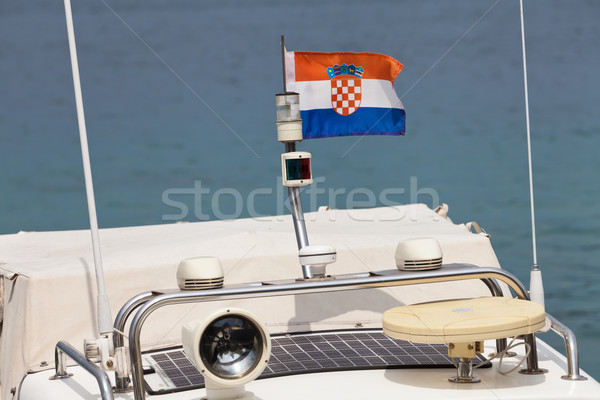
xmin=19 ymin=340 xmax=600 ymax=400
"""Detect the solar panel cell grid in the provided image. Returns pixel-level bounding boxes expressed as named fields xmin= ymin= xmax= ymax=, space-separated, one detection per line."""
xmin=145 ymin=330 xmax=487 ymax=394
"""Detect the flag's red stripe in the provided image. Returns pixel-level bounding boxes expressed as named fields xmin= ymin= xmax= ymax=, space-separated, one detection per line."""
xmin=292 ymin=51 xmax=403 ymax=82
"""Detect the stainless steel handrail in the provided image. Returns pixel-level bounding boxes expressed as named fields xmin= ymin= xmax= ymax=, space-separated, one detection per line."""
xmin=126 ymin=263 xmax=542 ymax=400
xmin=548 ymin=313 xmax=588 ymax=381
xmin=112 ymin=273 xmax=509 ymax=390
xmin=112 ymin=276 xmax=506 ymax=344
xmin=52 ymin=341 xmax=114 ymax=400
xmin=113 ymin=291 xmax=156 ymax=390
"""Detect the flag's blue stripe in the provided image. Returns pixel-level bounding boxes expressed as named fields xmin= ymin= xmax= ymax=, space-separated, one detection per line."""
xmin=301 ymin=107 xmax=405 ymax=139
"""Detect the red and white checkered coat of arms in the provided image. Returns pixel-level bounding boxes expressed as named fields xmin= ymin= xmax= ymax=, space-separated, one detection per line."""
xmin=331 ymin=77 xmax=362 ymax=116
xmin=327 ymin=64 xmax=365 ymax=116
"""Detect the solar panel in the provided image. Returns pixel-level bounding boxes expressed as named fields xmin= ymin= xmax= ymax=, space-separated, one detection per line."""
xmin=143 ymin=330 xmax=488 ymax=394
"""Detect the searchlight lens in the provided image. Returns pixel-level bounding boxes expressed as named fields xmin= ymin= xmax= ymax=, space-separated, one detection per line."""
xmin=199 ymin=315 xmax=264 ymax=379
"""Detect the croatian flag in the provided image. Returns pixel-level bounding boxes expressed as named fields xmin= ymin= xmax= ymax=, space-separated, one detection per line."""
xmin=285 ymin=51 xmax=405 ymax=139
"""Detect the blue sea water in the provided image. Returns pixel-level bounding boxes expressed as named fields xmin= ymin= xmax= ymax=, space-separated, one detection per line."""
xmin=1 ymin=0 xmax=599 ymax=378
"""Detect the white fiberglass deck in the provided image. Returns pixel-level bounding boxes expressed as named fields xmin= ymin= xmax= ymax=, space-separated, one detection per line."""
xmin=19 ymin=339 xmax=600 ymax=400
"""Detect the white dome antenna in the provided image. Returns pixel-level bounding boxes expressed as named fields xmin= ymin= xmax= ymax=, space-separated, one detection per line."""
xmin=395 ymin=238 xmax=443 ymax=271
xmin=177 ymin=257 xmax=224 ymax=290
xmin=298 ymin=245 xmax=337 ymax=279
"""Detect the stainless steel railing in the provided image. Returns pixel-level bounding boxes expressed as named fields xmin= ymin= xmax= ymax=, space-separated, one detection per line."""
xmin=112 ymin=269 xmax=509 ymax=390
xmin=113 ymin=291 xmax=156 ymax=390
xmin=548 ymin=314 xmax=588 ymax=381
xmin=49 ymin=263 xmax=586 ymax=399
xmin=120 ymin=263 xmax=547 ymax=400
xmin=52 ymin=341 xmax=114 ymax=400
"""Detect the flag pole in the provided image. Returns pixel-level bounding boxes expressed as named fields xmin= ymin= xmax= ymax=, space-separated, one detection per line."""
xmin=281 ymin=35 xmax=287 ymax=93
xmin=279 ymin=35 xmax=313 ymax=278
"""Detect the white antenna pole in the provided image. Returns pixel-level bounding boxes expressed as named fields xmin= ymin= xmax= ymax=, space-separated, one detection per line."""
xmin=519 ymin=0 xmax=545 ymax=307
xmin=64 ymin=0 xmax=113 ymax=335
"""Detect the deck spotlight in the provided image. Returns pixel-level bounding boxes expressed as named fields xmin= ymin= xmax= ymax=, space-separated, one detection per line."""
xmin=182 ymin=308 xmax=271 ymax=400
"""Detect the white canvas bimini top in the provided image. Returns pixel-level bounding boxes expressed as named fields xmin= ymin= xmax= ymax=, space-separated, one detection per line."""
xmin=0 ymin=204 xmax=501 ymax=398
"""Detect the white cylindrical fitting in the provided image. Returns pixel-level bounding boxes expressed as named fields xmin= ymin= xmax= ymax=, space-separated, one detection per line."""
xmin=276 ymin=92 xmax=303 ymax=142
xmin=277 ymin=121 xmax=303 ymax=142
